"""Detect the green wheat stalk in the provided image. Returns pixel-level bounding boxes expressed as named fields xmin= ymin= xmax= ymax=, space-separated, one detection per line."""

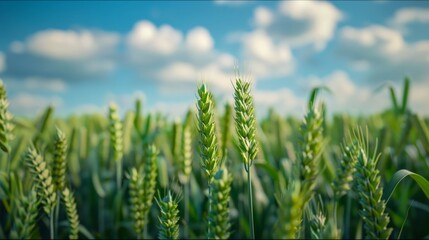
xmin=208 ymin=168 xmax=232 ymax=239
xmin=155 ymin=191 xmax=181 ymax=240
xmin=128 ymin=167 xmax=145 ymax=239
xmin=11 ymin=189 xmax=39 ymax=239
xmin=274 ymin=181 xmax=304 ymax=239
xmin=109 ymin=103 xmax=124 ymax=190
xmin=179 ymin=124 xmax=192 ymax=237
xmin=25 ymin=147 xmax=57 ymax=239
xmin=354 ymin=128 xmax=392 ymax=239
xmin=233 ymin=78 xmax=258 ymax=239
xmin=62 ymin=187 xmax=80 ymax=240
xmin=141 ymin=144 xmax=159 ymax=236
xmin=299 ymin=103 xmax=324 ymax=204
xmin=221 ymin=102 xmax=232 ymax=162
xmin=333 ymin=139 xmax=359 ymax=199
xmin=53 ymin=128 xmax=68 ymax=192
xmin=0 ymin=80 xmax=13 ymax=154
xmin=197 ymin=83 xmax=220 ymax=183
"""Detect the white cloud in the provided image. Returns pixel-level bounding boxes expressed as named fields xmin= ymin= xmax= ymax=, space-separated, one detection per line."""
xmin=241 ymin=30 xmax=294 ymax=78
xmin=254 ymin=7 xmax=273 ymax=27
xmin=409 ymin=80 xmax=429 ymax=115
xmin=250 ymin=1 xmax=342 ymax=50
xmin=307 ymin=70 xmax=390 ymax=114
xmin=27 ymin=29 xmax=119 ymax=60
xmin=0 ymin=52 xmax=5 ymax=73
xmin=126 ymin=20 xmax=236 ymax=92
xmin=254 ymin=87 xmax=305 ymax=116
xmin=391 ymin=8 xmax=429 ymax=27
xmin=230 ymin=1 xmax=341 ymax=80
xmin=4 ymin=28 xmax=120 ymax=81
xmin=127 ymin=21 xmax=182 ymax=55
xmin=338 ymin=25 xmax=429 ymax=84
xmin=186 ymin=27 xmax=214 ymax=53
xmin=9 ymin=93 xmax=63 ymax=116
xmin=5 ymin=77 xmax=67 ymax=92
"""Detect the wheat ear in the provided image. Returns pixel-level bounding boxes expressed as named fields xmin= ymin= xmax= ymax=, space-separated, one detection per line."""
xmin=274 ymin=181 xmax=304 ymax=239
xmin=208 ymin=168 xmax=232 ymax=239
xmin=299 ymin=103 xmax=324 ymax=204
xmin=53 ymin=128 xmax=68 ymax=191
xmin=11 ymin=189 xmax=39 ymax=239
xmin=128 ymin=167 xmax=145 ymax=239
xmin=354 ymin=128 xmax=392 ymax=239
xmin=62 ymin=187 xmax=80 ymax=240
xmin=234 ymin=77 xmax=258 ymax=239
xmin=108 ymin=103 xmax=124 ymax=189
xmin=0 ymin=80 xmax=13 ymax=154
xmin=156 ymin=191 xmax=181 ymax=240
xmin=197 ymin=83 xmax=220 ymax=183
xmin=25 ymin=147 xmax=57 ymax=239
xmin=179 ymin=125 xmax=192 ymax=185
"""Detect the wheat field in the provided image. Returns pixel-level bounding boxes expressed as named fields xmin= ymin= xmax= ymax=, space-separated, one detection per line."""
xmin=0 ymin=77 xmax=429 ymax=239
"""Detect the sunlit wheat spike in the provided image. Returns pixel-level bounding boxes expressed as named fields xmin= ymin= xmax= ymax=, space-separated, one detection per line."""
xmin=0 ymin=79 xmax=13 ymax=153
xmin=25 ymin=147 xmax=57 ymax=215
xmin=208 ymin=168 xmax=232 ymax=239
xmin=333 ymin=139 xmax=359 ymax=198
xmin=141 ymin=144 xmax=158 ymax=225
xmin=309 ymin=196 xmax=328 ymax=239
xmin=62 ymin=187 xmax=80 ymax=240
xmin=354 ymin=128 xmax=392 ymax=239
xmin=233 ymin=78 xmax=258 ymax=172
xmin=299 ymin=103 xmax=324 ymax=203
xmin=109 ymin=103 xmax=124 ymax=162
xmin=156 ymin=191 xmax=180 ymax=240
xmin=179 ymin=125 xmax=192 ymax=184
xmin=274 ymin=181 xmax=304 ymax=239
xmin=53 ymin=127 xmax=68 ymax=191
xmin=128 ymin=167 xmax=145 ymax=238
xmin=197 ymin=83 xmax=220 ymax=183
xmin=12 ymin=189 xmax=39 ymax=239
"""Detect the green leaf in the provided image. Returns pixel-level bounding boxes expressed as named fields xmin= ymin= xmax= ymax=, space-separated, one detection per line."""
xmin=401 ymin=77 xmax=410 ymax=114
xmin=389 ymin=86 xmax=399 ymax=113
xmin=383 ymin=169 xmax=429 ymax=203
xmin=308 ymin=86 xmax=331 ymax=109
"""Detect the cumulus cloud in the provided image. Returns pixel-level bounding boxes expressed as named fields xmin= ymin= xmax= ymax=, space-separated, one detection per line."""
xmin=9 ymin=93 xmax=63 ymax=116
xmin=308 ymin=71 xmax=390 ymax=114
xmin=127 ymin=21 xmax=182 ymax=55
xmin=337 ymin=25 xmax=429 ymax=83
xmin=0 ymin=52 xmax=5 ymax=73
xmin=252 ymin=1 xmax=342 ymax=50
xmin=4 ymin=77 xmax=67 ymax=92
xmin=241 ymin=30 xmax=294 ymax=78
xmin=3 ymin=29 xmax=120 ymax=81
xmin=254 ymin=87 xmax=305 ymax=116
xmin=230 ymin=1 xmax=342 ymax=80
xmin=126 ymin=20 xmax=236 ymax=92
xmin=391 ymin=8 xmax=429 ymax=27
xmin=26 ymin=29 xmax=119 ymax=60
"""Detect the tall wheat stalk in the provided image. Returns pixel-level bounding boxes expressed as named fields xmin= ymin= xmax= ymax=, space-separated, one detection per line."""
xmin=108 ymin=103 xmax=124 ymax=190
xmin=25 ymin=147 xmax=57 ymax=239
xmin=208 ymin=168 xmax=232 ymax=239
xmin=155 ymin=191 xmax=181 ymax=240
xmin=234 ymin=78 xmax=258 ymax=239
xmin=196 ymin=83 xmax=220 ymax=237
xmin=354 ymin=128 xmax=392 ymax=239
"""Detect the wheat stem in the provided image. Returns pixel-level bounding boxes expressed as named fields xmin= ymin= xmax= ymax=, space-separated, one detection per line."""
xmin=233 ymin=78 xmax=258 ymax=239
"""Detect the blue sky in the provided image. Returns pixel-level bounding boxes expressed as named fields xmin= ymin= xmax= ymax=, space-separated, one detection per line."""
xmin=1 ymin=0 xmax=429 ymax=118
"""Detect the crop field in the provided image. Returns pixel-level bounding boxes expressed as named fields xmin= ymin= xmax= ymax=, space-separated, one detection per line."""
xmin=0 ymin=77 xmax=429 ymax=240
